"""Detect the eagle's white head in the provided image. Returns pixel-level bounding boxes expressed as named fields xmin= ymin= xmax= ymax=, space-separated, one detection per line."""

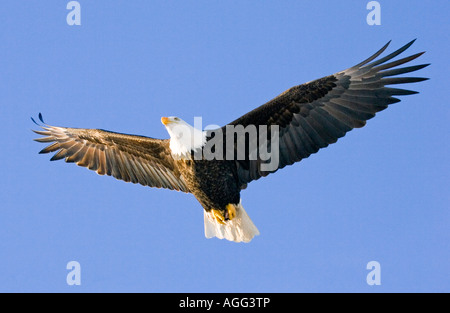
xmin=161 ymin=116 xmax=206 ymax=159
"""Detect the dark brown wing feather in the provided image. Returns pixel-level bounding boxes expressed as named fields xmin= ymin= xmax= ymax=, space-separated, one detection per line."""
xmin=33 ymin=116 xmax=189 ymax=192
xmin=225 ymin=40 xmax=429 ymax=187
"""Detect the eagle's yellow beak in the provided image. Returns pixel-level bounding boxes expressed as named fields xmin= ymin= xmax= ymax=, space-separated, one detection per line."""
xmin=161 ymin=117 xmax=171 ymax=125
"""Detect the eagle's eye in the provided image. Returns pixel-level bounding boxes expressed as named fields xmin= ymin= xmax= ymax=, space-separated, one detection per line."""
xmin=174 ymin=117 xmax=180 ymax=121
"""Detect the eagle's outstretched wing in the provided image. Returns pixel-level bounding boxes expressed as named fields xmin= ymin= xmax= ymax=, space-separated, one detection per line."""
xmin=32 ymin=114 xmax=189 ymax=192
xmin=225 ymin=40 xmax=429 ymax=187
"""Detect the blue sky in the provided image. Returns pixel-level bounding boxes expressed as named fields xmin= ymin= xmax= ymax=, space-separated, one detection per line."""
xmin=0 ymin=1 xmax=448 ymax=292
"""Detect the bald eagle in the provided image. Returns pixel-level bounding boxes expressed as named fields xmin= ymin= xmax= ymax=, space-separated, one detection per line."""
xmin=33 ymin=40 xmax=428 ymax=243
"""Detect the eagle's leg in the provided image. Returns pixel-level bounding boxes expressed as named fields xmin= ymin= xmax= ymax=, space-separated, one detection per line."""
xmin=211 ymin=204 xmax=237 ymax=224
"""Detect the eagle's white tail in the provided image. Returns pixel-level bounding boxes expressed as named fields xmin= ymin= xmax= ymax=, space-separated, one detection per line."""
xmin=204 ymin=200 xmax=260 ymax=243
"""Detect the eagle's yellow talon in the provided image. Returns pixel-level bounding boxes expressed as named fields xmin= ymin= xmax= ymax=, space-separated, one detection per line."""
xmin=211 ymin=204 xmax=236 ymax=224
xmin=226 ymin=203 xmax=236 ymax=220
xmin=211 ymin=209 xmax=226 ymax=225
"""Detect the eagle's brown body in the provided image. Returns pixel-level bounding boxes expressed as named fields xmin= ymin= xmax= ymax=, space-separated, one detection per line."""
xmin=176 ymin=158 xmax=241 ymax=214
